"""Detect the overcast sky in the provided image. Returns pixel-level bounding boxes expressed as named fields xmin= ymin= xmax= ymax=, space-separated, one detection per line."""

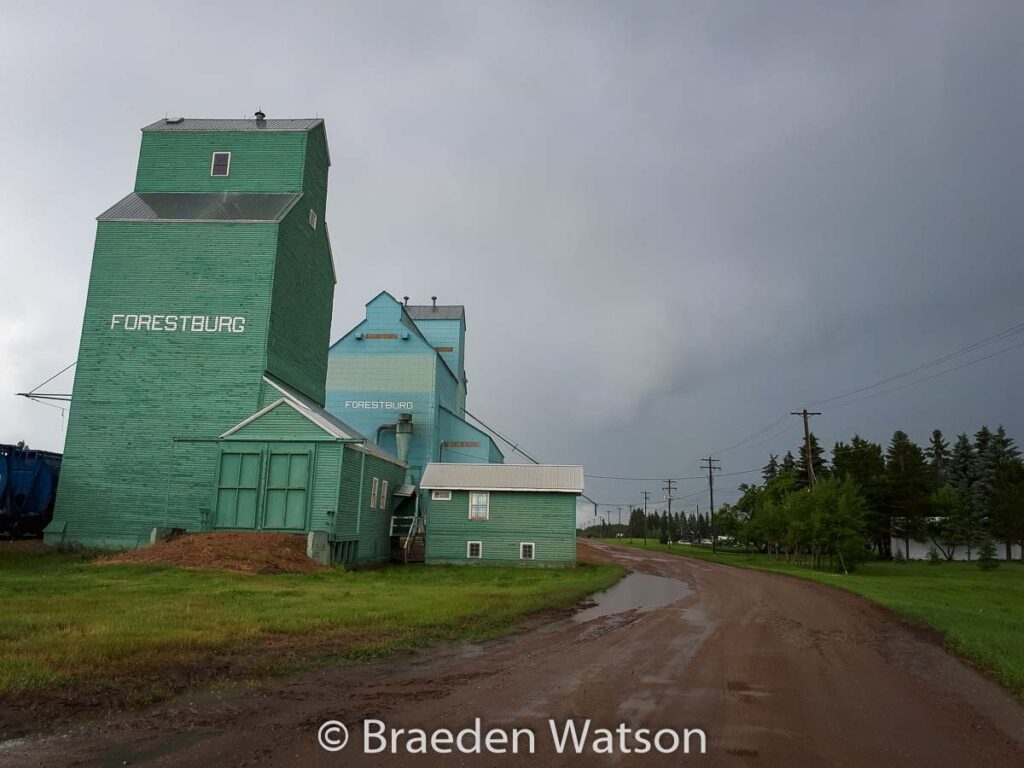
xmin=2 ymin=1 xmax=1022 ymax=522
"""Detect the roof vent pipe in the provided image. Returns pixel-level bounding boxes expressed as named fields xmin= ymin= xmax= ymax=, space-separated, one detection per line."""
xmin=431 ymin=296 xmax=437 ymax=310
xmin=403 ymin=296 xmax=409 ymax=306
xmin=255 ymin=108 xmax=266 ymax=125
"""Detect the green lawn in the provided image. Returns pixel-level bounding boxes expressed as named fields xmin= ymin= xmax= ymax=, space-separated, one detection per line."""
xmin=0 ymin=549 xmax=622 ymax=695
xmin=598 ymin=538 xmax=1024 ymax=698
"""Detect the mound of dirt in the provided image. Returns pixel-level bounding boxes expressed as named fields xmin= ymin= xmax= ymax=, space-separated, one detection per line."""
xmin=98 ymin=532 xmax=325 ymax=574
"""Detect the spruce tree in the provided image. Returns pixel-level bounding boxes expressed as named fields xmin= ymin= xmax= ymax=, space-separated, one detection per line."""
xmin=925 ymin=429 xmax=950 ymax=487
xmin=886 ymin=430 xmax=931 ymax=559
xmin=781 ymin=451 xmax=797 ymax=474
xmin=795 ymin=433 xmax=827 ymax=491
xmin=762 ymin=454 xmax=780 ymax=483
xmin=978 ymin=536 xmax=999 ymax=570
xmin=832 ymin=436 xmax=889 ymax=557
xmin=990 ymin=462 xmax=1024 ymax=561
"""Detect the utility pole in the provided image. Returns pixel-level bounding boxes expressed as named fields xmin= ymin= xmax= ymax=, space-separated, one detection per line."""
xmin=663 ymin=479 xmax=677 ymax=545
xmin=790 ymin=409 xmax=822 ymax=488
xmin=642 ymin=491 xmax=651 ymax=545
xmin=700 ymin=457 xmax=721 ymax=553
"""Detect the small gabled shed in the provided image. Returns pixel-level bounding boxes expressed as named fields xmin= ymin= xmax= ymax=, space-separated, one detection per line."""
xmin=211 ymin=378 xmax=406 ymax=565
xmin=420 ymin=463 xmax=582 ymax=566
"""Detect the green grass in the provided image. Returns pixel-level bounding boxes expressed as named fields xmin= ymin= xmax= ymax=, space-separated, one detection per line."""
xmin=0 ymin=549 xmax=622 ymax=695
xmin=598 ymin=537 xmax=1024 ymax=698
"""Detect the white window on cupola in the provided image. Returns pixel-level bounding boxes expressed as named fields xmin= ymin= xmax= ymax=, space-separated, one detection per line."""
xmin=210 ymin=152 xmax=231 ymax=176
xmin=309 ymin=209 xmax=317 ymax=229
xmin=468 ymin=491 xmax=489 ymax=520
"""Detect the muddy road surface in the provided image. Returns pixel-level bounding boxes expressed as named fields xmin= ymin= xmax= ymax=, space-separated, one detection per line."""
xmin=3 ymin=541 xmax=1023 ymax=767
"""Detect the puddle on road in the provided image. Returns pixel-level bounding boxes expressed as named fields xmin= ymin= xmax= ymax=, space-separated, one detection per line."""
xmin=573 ymin=572 xmax=691 ymax=623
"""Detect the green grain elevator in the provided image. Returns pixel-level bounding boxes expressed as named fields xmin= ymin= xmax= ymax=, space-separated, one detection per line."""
xmin=47 ymin=115 xmax=341 ymax=548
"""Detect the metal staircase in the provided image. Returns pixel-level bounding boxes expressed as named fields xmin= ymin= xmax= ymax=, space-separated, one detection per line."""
xmin=389 ymin=514 xmax=425 ymax=563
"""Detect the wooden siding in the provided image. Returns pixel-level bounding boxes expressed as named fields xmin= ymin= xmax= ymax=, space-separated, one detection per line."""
xmin=334 ymin=446 xmax=407 ymax=564
xmin=425 ymin=490 xmax=577 ymax=566
xmin=48 ymin=222 xmax=278 ymax=547
xmin=50 ymin=122 xmax=337 ymax=549
xmin=266 ymin=203 xmax=333 ymax=405
xmin=135 ymin=131 xmax=307 ymax=194
xmin=228 ymin=402 xmax=335 ymax=442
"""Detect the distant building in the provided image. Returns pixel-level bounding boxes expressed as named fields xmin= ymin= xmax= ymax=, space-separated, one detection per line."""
xmin=891 ymin=536 xmax=1022 ymax=561
xmin=325 ymin=292 xmax=503 ymax=483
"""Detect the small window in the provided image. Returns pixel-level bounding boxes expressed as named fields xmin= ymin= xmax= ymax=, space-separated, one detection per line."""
xmin=370 ymin=477 xmax=379 ymax=508
xmin=469 ymin=491 xmax=489 ymax=520
xmin=309 ymin=209 xmax=317 ymax=229
xmin=210 ymin=152 xmax=231 ymax=176
xmin=467 ymin=541 xmax=482 ymax=559
xmin=520 ymin=542 xmax=535 ymax=560
xmin=380 ymin=480 xmax=389 ymax=510
xmin=431 ymin=490 xmax=452 ymax=501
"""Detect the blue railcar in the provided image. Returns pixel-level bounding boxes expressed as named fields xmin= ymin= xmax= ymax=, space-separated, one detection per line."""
xmin=0 ymin=445 xmax=62 ymax=537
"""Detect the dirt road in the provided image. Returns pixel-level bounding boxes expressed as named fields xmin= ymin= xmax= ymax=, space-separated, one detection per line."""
xmin=4 ymin=541 xmax=1023 ymax=767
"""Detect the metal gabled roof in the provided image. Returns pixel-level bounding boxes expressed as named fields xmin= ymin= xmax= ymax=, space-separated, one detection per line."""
xmin=404 ymin=305 xmax=465 ymax=321
xmin=420 ymin=463 xmax=584 ymax=493
xmin=97 ymin=192 xmax=301 ymax=222
xmin=142 ymin=118 xmax=323 ymax=132
xmin=258 ymin=375 xmax=405 ymax=467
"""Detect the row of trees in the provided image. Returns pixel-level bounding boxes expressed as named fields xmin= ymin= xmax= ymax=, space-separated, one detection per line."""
xmin=714 ymin=425 xmax=1024 ymax=568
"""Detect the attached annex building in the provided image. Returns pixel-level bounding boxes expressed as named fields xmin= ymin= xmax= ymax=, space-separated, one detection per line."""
xmin=421 ymin=464 xmax=583 ymax=566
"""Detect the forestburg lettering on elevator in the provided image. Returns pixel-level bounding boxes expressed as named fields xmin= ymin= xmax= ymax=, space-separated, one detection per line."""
xmin=109 ymin=314 xmax=246 ymax=333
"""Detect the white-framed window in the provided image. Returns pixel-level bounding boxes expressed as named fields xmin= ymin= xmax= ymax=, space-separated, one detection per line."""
xmin=431 ymin=490 xmax=452 ymax=501
xmin=210 ymin=151 xmax=231 ymax=176
xmin=467 ymin=541 xmax=482 ymax=559
xmin=370 ymin=477 xmax=379 ymax=508
xmin=380 ymin=480 xmax=389 ymax=510
xmin=468 ymin=491 xmax=489 ymax=520
xmin=520 ymin=542 xmax=535 ymax=560
xmin=309 ymin=209 xmax=317 ymax=229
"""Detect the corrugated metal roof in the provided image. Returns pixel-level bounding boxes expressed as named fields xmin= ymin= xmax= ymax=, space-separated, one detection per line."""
xmin=405 ymin=305 xmax=465 ymax=321
xmin=142 ymin=118 xmax=322 ymax=132
xmin=98 ymin=192 xmax=301 ymax=222
xmin=421 ymin=463 xmax=584 ymax=493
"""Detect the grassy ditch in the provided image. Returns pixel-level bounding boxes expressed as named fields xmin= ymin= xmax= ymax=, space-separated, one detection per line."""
xmin=599 ymin=538 xmax=1024 ymax=698
xmin=0 ymin=548 xmax=622 ymax=696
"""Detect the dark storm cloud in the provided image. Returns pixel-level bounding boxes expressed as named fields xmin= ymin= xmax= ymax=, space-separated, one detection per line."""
xmin=1 ymin=1 xmax=1021 ymax=521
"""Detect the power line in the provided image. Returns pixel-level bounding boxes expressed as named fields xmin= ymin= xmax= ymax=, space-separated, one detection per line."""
xmin=811 ymin=321 xmax=1024 ymax=407
xmin=829 ymin=337 xmax=1024 ymax=410
xmin=584 ymin=467 xmax=761 ymax=481
xmin=702 ymin=318 xmax=1024 ymax=466
xmin=712 ymin=415 xmax=789 ymax=456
